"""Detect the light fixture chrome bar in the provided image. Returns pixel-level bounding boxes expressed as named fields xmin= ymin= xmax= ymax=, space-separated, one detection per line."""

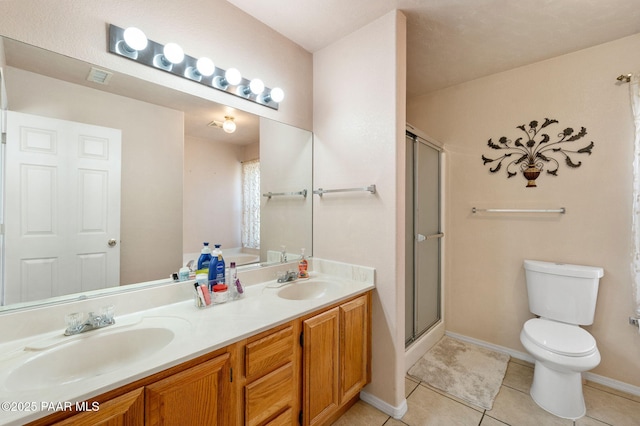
xmin=313 ymin=184 xmax=376 ymax=196
xmin=108 ymin=24 xmax=282 ymax=109
xmin=262 ymin=189 xmax=308 ymax=199
xmin=471 ymin=207 xmax=566 ymax=214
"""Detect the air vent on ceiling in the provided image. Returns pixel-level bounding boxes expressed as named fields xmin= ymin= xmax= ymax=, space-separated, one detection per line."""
xmin=87 ymin=67 xmax=113 ymax=85
xmin=207 ymin=120 xmax=224 ymax=129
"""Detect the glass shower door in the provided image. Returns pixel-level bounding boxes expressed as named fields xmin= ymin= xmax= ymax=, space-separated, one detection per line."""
xmin=405 ymin=131 xmax=442 ymax=346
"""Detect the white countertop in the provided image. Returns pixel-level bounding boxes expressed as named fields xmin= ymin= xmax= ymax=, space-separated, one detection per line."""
xmin=0 ymin=271 xmax=374 ymax=425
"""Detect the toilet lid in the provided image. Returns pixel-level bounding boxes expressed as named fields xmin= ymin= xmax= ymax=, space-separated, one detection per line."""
xmin=523 ymin=319 xmax=597 ymax=357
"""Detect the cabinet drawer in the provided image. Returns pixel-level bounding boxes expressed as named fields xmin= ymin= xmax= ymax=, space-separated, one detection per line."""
xmin=245 ymin=363 xmax=294 ymax=426
xmin=265 ymin=408 xmax=293 ymax=426
xmin=245 ymin=325 xmax=294 ymax=379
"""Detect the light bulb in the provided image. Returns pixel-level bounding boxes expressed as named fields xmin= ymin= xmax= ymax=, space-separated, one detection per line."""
xmin=269 ymin=87 xmax=285 ymax=103
xmin=225 ymin=68 xmax=242 ymax=85
xmin=223 ymin=116 xmax=236 ymax=133
xmin=249 ymin=79 xmax=265 ymax=95
xmin=163 ymin=43 xmax=184 ymax=64
xmin=123 ymin=27 xmax=148 ymax=51
xmin=196 ymin=57 xmax=215 ymax=77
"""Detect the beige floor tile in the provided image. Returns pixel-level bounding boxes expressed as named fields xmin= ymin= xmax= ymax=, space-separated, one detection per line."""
xmin=415 ymin=381 xmax=487 ymax=412
xmin=331 ymin=400 xmax=390 ymax=426
xmin=385 ymin=418 xmax=409 ymax=426
xmin=575 ymin=415 xmax=612 ymax=426
xmin=501 ymin=361 xmax=534 ymax=394
xmin=509 ymin=357 xmax=534 ymax=368
xmin=488 ymin=385 xmax=573 ymax=426
xmin=583 ymin=385 xmax=640 ymax=426
xmin=401 ymin=384 xmax=483 ymax=426
xmin=406 ymin=376 xmax=420 ymax=397
xmin=479 ymin=414 xmax=509 ymax=426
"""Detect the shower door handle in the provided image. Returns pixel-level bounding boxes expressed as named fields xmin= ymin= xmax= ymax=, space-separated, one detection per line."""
xmin=416 ymin=233 xmax=444 ymax=242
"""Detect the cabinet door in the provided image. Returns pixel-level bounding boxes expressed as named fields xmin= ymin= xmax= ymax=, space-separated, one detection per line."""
xmin=52 ymin=388 xmax=144 ymax=426
xmin=339 ymin=294 xmax=370 ymax=404
xmin=145 ymin=353 xmax=232 ymax=426
xmin=302 ymin=307 xmax=339 ymax=426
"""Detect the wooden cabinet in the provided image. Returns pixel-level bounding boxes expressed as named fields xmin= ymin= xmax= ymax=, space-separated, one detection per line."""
xmin=145 ymin=352 xmax=233 ymax=426
xmin=34 ymin=348 xmax=235 ymax=426
xmin=241 ymin=322 xmax=300 ymax=426
xmin=52 ymin=388 xmax=144 ymax=426
xmin=302 ymin=293 xmax=371 ymax=426
xmin=302 ymin=307 xmax=340 ymax=426
xmin=339 ymin=295 xmax=371 ymax=404
xmin=30 ymin=290 xmax=371 ymax=426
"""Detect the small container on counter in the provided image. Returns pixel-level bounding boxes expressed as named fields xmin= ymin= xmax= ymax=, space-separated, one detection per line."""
xmin=178 ymin=267 xmax=190 ymax=281
xmin=194 ymin=282 xmax=212 ymax=308
xmin=212 ymin=284 xmax=228 ymax=304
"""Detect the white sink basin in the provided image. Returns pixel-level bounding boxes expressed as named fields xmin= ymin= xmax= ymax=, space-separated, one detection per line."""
xmin=277 ymin=280 xmax=340 ymax=300
xmin=5 ymin=316 xmax=189 ymax=391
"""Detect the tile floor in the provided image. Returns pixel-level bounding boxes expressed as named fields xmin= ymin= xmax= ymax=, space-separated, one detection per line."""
xmin=333 ymin=358 xmax=640 ymax=426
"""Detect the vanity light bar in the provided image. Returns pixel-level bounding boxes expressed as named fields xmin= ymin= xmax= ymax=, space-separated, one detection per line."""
xmin=107 ymin=24 xmax=283 ymax=110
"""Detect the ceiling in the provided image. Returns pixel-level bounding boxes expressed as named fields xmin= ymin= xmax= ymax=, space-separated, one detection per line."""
xmin=227 ymin=0 xmax=640 ymax=97
xmin=6 ymin=1 xmax=640 ymax=141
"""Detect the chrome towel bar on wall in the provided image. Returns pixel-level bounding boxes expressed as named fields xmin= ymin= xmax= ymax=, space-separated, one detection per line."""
xmin=262 ymin=189 xmax=308 ymax=199
xmin=313 ymin=185 xmax=376 ymax=196
xmin=471 ymin=207 xmax=566 ymax=214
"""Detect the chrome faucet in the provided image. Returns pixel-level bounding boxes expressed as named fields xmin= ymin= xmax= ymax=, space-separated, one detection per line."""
xmin=64 ymin=305 xmax=115 ymax=336
xmin=277 ymin=270 xmax=298 ymax=283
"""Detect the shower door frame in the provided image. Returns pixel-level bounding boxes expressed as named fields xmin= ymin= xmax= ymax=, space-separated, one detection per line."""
xmin=405 ymin=128 xmax=444 ymax=347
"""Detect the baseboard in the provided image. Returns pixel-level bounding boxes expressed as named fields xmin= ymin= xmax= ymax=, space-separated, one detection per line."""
xmin=445 ymin=331 xmax=640 ymax=397
xmin=359 ymin=391 xmax=407 ymax=419
xmin=583 ymin=371 xmax=640 ymax=396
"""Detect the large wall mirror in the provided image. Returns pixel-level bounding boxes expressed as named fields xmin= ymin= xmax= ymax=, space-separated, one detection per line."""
xmin=0 ymin=36 xmax=313 ymax=311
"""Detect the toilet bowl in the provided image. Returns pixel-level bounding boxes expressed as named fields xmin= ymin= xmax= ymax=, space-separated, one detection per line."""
xmin=520 ymin=318 xmax=600 ymax=419
xmin=521 ymin=259 xmax=603 ymax=420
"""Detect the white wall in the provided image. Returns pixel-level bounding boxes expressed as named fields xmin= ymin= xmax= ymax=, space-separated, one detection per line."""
xmin=313 ymin=10 xmax=407 ymax=411
xmin=0 ymin=0 xmax=312 ymax=130
xmin=259 ymin=119 xmax=313 ymax=262
xmin=183 ymin=136 xmax=244 ymax=254
xmin=408 ymin=33 xmax=640 ymax=388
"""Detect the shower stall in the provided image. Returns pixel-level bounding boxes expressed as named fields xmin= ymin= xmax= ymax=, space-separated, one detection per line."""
xmin=405 ymin=126 xmax=444 ymax=359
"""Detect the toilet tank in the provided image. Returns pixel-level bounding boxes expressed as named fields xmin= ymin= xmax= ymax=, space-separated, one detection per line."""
xmin=523 ymin=260 xmax=604 ymax=325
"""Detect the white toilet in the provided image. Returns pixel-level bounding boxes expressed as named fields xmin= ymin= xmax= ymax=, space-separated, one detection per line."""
xmin=520 ymin=259 xmax=604 ymax=420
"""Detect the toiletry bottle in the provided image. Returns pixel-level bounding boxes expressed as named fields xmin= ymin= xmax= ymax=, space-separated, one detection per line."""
xmin=197 ymin=242 xmax=212 ymax=274
xmin=228 ymin=262 xmax=238 ymax=300
xmin=208 ymin=245 xmax=225 ymax=284
xmin=298 ymin=248 xmax=309 ymax=278
xmin=215 ymin=253 xmax=225 ymax=285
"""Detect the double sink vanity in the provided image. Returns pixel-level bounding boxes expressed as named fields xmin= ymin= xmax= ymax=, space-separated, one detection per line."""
xmin=0 ymin=259 xmax=374 ymax=425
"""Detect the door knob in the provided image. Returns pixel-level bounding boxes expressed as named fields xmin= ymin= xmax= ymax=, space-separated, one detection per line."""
xmin=108 ymin=238 xmax=117 ymax=247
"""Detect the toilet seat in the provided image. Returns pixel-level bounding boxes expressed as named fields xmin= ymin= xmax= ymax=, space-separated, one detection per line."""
xmin=522 ymin=319 xmax=597 ymax=357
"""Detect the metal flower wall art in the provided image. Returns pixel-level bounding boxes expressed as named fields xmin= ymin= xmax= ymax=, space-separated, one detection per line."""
xmin=481 ymin=118 xmax=595 ymax=187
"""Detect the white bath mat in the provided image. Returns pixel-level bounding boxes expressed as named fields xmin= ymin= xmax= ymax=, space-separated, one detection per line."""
xmin=408 ymin=336 xmax=510 ymax=410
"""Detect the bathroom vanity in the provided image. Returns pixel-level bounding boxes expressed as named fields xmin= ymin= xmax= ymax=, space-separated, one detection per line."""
xmin=0 ymin=262 xmax=374 ymax=426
